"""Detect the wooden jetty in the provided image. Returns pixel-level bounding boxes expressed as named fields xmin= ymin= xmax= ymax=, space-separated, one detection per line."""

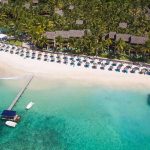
xmin=7 ymin=75 xmax=33 ymax=110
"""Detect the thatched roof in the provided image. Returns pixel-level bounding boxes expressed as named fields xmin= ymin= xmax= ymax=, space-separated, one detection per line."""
xmin=69 ymin=30 xmax=85 ymax=38
xmin=115 ymin=33 xmax=130 ymax=42
xmin=24 ymin=3 xmax=30 ymax=9
xmin=0 ymin=0 xmax=8 ymax=4
xmin=69 ymin=5 xmax=74 ymax=10
xmin=32 ymin=0 xmax=38 ymax=4
xmin=56 ymin=31 xmax=70 ymax=38
xmin=45 ymin=30 xmax=85 ymax=39
xmin=119 ymin=22 xmax=127 ymax=28
xmin=130 ymin=36 xmax=148 ymax=45
xmin=55 ymin=9 xmax=64 ymax=16
xmin=107 ymin=32 xmax=116 ymax=39
xmin=76 ymin=20 xmax=83 ymax=25
xmin=45 ymin=32 xmax=55 ymax=40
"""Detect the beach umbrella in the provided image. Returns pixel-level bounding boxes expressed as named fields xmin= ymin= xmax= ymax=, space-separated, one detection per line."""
xmin=92 ymin=63 xmax=97 ymax=69
xmin=112 ymin=62 xmax=117 ymax=66
xmin=64 ymin=60 xmax=68 ymax=64
xmin=56 ymin=54 xmax=61 ymax=59
xmin=32 ymin=51 xmax=36 ymax=55
xmin=63 ymin=56 xmax=68 ymax=60
xmin=50 ymin=54 xmax=54 ymax=58
xmin=77 ymin=61 xmax=82 ymax=66
xmin=84 ymin=62 xmax=90 ymax=68
xmin=83 ymin=57 xmax=87 ymax=62
xmin=108 ymin=65 xmax=113 ymax=71
xmin=100 ymin=64 xmax=105 ymax=70
xmin=51 ymin=57 xmax=55 ymax=62
xmin=97 ymin=59 xmax=103 ymax=65
xmin=57 ymin=57 xmax=61 ymax=63
xmin=105 ymin=60 xmax=110 ymax=65
xmin=70 ymin=56 xmax=74 ymax=60
xmin=76 ymin=57 xmax=81 ymax=61
xmin=139 ymin=68 xmax=148 ymax=74
xmin=90 ymin=59 xmax=94 ymax=64
xmin=126 ymin=65 xmax=132 ymax=69
xmin=70 ymin=60 xmax=75 ymax=65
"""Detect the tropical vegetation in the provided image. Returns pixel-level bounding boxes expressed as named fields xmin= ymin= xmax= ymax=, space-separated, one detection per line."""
xmin=0 ymin=0 xmax=150 ymax=63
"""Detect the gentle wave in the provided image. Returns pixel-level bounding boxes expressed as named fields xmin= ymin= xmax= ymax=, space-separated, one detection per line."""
xmin=0 ymin=76 xmax=24 ymax=80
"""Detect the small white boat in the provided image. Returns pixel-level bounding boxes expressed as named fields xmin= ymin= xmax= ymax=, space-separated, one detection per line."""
xmin=5 ymin=121 xmax=17 ymax=127
xmin=26 ymin=102 xmax=34 ymax=110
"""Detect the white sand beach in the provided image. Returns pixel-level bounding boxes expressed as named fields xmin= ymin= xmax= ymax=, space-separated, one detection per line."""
xmin=0 ymin=51 xmax=150 ymax=90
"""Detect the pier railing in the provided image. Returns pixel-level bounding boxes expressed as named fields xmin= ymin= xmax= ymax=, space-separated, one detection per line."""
xmin=7 ymin=75 xmax=33 ymax=110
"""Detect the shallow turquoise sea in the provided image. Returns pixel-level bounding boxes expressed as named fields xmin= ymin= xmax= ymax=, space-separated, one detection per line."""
xmin=0 ymin=78 xmax=150 ymax=150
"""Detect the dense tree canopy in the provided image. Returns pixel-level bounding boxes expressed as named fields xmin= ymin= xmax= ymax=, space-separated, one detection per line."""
xmin=0 ymin=0 xmax=150 ymax=62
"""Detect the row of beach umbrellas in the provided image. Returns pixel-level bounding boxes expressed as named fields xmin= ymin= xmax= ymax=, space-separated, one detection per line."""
xmin=0 ymin=43 xmax=150 ymax=75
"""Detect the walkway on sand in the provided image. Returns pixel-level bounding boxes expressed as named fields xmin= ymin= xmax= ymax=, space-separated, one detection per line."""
xmin=7 ymin=75 xmax=34 ymax=110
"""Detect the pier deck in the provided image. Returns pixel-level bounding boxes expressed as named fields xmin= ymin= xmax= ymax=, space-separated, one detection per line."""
xmin=7 ymin=75 xmax=33 ymax=110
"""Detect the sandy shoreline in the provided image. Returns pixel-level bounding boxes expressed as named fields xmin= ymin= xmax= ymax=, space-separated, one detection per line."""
xmin=0 ymin=51 xmax=150 ymax=91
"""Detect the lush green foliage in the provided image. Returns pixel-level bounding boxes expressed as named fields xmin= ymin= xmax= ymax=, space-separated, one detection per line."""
xmin=0 ymin=0 xmax=150 ymax=62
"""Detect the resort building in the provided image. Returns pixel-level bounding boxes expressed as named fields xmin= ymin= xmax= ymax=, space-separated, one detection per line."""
xmin=45 ymin=30 xmax=86 ymax=48
xmin=105 ymin=32 xmax=149 ymax=45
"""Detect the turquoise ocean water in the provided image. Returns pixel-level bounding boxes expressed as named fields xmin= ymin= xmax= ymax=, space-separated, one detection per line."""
xmin=0 ymin=78 xmax=150 ymax=150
